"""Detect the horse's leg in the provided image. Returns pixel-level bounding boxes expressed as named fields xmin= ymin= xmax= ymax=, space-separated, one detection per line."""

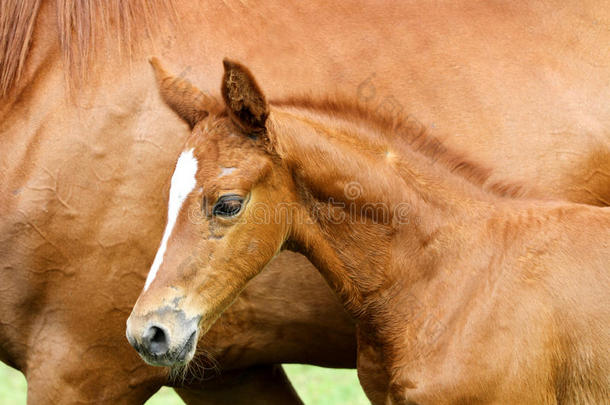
xmin=22 ymin=348 xmax=303 ymax=405
xmin=23 ymin=341 xmax=166 ymax=404
xmin=26 ymin=382 xmax=157 ymax=405
xmin=25 ymin=367 xmax=161 ymax=404
xmin=25 ymin=374 xmax=159 ymax=404
xmin=175 ymin=365 xmax=303 ymax=405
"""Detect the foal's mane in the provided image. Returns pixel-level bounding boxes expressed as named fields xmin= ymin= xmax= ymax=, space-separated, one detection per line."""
xmin=0 ymin=0 xmax=174 ymax=97
xmin=272 ymin=96 xmax=528 ymax=199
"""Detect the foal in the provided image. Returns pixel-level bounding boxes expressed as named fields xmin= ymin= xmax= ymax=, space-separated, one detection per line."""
xmin=127 ymin=59 xmax=610 ymax=404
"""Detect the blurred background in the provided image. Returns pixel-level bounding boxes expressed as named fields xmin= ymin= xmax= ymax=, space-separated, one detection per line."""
xmin=0 ymin=362 xmax=368 ymax=404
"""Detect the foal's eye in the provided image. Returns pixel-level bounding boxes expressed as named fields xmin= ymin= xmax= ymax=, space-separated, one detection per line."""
xmin=212 ymin=194 xmax=244 ymax=217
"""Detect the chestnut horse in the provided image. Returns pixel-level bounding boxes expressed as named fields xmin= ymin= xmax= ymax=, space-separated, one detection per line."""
xmin=128 ymin=59 xmax=609 ymax=404
xmin=2 ymin=0 xmax=609 ymax=403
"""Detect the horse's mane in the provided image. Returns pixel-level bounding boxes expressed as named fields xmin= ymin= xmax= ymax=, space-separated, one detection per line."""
xmin=0 ymin=0 xmax=174 ymax=97
xmin=272 ymin=96 xmax=529 ymax=199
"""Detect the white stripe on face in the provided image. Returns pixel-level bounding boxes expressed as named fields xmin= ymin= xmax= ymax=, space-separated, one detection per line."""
xmin=144 ymin=148 xmax=198 ymax=291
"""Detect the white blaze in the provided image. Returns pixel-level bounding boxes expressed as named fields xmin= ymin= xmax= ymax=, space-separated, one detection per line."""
xmin=144 ymin=149 xmax=198 ymax=291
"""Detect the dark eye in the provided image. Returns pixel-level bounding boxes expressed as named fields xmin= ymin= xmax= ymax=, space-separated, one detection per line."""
xmin=212 ymin=194 xmax=244 ymax=217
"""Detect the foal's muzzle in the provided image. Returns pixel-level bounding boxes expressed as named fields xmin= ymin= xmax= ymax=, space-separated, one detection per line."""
xmin=126 ymin=308 xmax=200 ymax=367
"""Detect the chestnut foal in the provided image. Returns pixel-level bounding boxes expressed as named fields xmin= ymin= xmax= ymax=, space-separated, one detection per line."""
xmin=127 ymin=59 xmax=609 ymax=404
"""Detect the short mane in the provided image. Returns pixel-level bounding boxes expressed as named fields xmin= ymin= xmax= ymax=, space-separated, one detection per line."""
xmin=0 ymin=0 xmax=174 ymax=97
xmin=272 ymin=96 xmax=529 ymax=199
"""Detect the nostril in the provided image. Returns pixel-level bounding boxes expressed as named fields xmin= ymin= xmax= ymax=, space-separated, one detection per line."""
xmin=150 ymin=326 xmax=165 ymax=344
xmin=143 ymin=325 xmax=169 ymax=356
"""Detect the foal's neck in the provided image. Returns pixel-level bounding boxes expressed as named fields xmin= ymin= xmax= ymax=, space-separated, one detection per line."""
xmin=270 ymin=103 xmax=499 ymax=317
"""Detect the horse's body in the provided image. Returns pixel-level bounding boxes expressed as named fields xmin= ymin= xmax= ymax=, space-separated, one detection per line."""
xmin=128 ymin=59 xmax=610 ymax=404
xmin=2 ymin=0 xmax=610 ymax=403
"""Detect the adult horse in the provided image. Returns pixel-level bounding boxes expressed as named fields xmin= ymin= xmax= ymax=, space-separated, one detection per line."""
xmin=1 ymin=0 xmax=609 ymax=403
xmin=128 ymin=58 xmax=609 ymax=404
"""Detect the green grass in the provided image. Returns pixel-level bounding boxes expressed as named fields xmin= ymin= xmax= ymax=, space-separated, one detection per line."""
xmin=0 ymin=362 xmax=367 ymax=404
xmin=144 ymin=386 xmax=183 ymax=405
xmin=0 ymin=363 xmax=27 ymax=405
xmin=284 ymin=365 xmax=369 ymax=405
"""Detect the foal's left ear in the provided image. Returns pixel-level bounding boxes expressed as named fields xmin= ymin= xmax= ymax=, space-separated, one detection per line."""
xmin=221 ymin=59 xmax=269 ymax=134
xmin=149 ymin=57 xmax=213 ymax=129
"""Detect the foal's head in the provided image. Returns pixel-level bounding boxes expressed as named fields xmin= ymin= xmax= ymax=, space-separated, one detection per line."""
xmin=126 ymin=59 xmax=300 ymax=366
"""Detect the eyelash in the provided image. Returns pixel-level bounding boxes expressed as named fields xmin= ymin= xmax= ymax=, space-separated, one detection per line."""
xmin=212 ymin=194 xmax=244 ymax=217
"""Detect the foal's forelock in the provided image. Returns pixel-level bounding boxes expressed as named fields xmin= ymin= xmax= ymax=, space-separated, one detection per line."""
xmin=143 ymin=149 xmax=198 ymax=291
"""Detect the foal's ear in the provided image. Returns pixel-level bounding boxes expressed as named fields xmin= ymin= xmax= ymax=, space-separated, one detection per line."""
xmin=149 ymin=57 xmax=212 ymax=129
xmin=221 ymin=59 xmax=269 ymax=134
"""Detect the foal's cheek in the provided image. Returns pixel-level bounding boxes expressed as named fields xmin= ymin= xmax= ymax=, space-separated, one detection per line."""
xmin=206 ymin=220 xmax=222 ymax=239
xmin=203 ymin=215 xmax=241 ymax=241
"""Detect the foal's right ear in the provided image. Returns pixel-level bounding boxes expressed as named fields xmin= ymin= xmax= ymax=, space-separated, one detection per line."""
xmin=221 ymin=59 xmax=269 ymax=134
xmin=149 ymin=57 xmax=213 ymax=129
